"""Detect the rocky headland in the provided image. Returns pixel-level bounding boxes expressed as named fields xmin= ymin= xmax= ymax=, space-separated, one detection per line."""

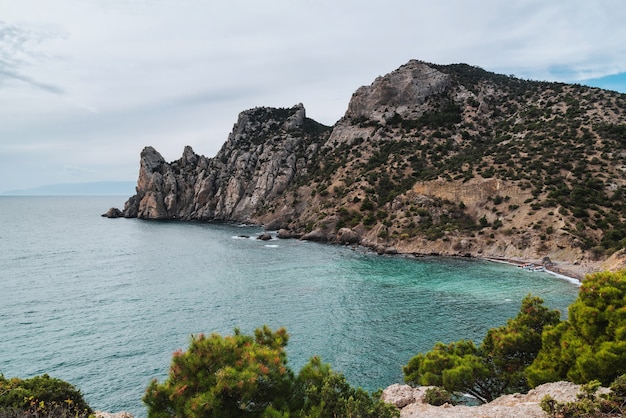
xmin=108 ymin=60 xmax=626 ymax=276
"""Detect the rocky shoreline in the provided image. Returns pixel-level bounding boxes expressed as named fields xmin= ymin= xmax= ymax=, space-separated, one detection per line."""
xmin=105 ymin=205 xmax=598 ymax=282
xmin=106 ymin=60 xmax=626 ymax=283
xmin=271 ymin=225 xmax=591 ymax=283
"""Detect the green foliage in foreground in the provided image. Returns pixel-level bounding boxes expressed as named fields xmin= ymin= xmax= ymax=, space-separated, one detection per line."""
xmin=527 ymin=270 xmax=626 ymax=387
xmin=143 ymin=325 xmax=398 ymax=418
xmin=403 ymin=294 xmax=560 ymax=403
xmin=422 ymin=387 xmax=453 ymax=406
xmin=0 ymin=374 xmax=93 ymax=418
xmin=541 ymin=374 xmax=626 ymax=417
xmin=404 ymin=270 xmax=626 ymax=406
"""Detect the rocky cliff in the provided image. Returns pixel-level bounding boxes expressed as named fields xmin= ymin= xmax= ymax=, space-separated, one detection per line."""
xmin=115 ymin=60 xmax=626 ymax=272
xmin=122 ymin=104 xmax=330 ymax=222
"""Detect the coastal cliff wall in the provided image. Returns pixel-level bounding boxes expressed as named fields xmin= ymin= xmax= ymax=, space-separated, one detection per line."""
xmin=122 ymin=104 xmax=330 ymax=222
xmin=115 ymin=59 xmax=626 ymax=270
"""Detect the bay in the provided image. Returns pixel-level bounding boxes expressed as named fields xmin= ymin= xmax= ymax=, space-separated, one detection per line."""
xmin=0 ymin=196 xmax=580 ymax=416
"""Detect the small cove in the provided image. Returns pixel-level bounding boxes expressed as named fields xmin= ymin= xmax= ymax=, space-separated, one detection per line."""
xmin=0 ymin=196 xmax=580 ymax=417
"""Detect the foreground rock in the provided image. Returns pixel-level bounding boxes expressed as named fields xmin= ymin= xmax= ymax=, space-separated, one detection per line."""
xmin=382 ymin=382 xmax=582 ymax=418
xmin=95 ymin=412 xmax=133 ymax=418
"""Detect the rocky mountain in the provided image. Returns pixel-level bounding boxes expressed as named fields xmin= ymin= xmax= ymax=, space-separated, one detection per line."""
xmin=114 ymin=60 xmax=626 ymax=273
xmin=120 ymin=104 xmax=330 ymax=221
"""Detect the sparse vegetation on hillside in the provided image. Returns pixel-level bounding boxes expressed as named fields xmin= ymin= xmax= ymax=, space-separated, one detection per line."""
xmin=286 ymin=63 xmax=626 ymax=257
xmin=121 ymin=61 xmax=626 ymax=264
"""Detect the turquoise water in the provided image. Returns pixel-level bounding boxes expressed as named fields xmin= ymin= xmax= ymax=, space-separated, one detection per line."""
xmin=0 ymin=196 xmax=580 ymax=416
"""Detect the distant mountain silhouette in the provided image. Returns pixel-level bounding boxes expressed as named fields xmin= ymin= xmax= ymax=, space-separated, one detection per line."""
xmin=2 ymin=181 xmax=136 ymax=196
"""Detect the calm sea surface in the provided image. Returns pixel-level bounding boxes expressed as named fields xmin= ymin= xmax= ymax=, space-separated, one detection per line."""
xmin=0 ymin=196 xmax=580 ymax=416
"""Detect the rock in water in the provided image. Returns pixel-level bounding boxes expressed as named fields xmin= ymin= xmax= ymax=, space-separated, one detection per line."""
xmin=336 ymin=228 xmax=361 ymax=245
xmin=101 ymin=207 xmax=123 ymax=218
xmin=301 ymin=229 xmax=328 ymax=242
xmin=257 ymin=233 xmax=272 ymax=241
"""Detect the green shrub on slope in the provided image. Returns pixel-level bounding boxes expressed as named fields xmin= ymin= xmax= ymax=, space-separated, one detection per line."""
xmin=0 ymin=374 xmax=93 ymax=417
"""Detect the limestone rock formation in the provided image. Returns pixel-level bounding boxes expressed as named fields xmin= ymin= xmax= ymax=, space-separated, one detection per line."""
xmin=345 ymin=60 xmax=451 ymax=123
xmin=382 ymin=382 xmax=585 ymax=418
xmin=116 ymin=59 xmax=626 ymax=271
xmin=122 ymin=103 xmax=330 ymax=223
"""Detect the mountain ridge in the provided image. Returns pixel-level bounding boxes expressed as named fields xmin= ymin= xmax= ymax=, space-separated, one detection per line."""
xmin=3 ymin=181 xmax=136 ymax=196
xmin=113 ymin=60 xmax=626 ymax=275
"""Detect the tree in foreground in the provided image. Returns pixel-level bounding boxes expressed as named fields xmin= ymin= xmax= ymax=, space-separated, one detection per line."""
xmin=295 ymin=356 xmax=398 ymax=418
xmin=144 ymin=326 xmax=295 ymax=417
xmin=527 ymin=270 xmax=626 ymax=387
xmin=403 ymin=294 xmax=561 ymax=403
xmin=0 ymin=374 xmax=93 ymax=417
xmin=143 ymin=325 xmax=398 ymax=417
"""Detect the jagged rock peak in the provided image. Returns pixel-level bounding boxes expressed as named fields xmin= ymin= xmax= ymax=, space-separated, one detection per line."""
xmin=181 ymin=145 xmax=198 ymax=165
xmin=120 ymin=101 xmax=331 ymax=223
xmin=345 ymin=60 xmax=451 ymax=121
xmin=140 ymin=146 xmax=166 ymax=171
xmin=228 ymin=103 xmax=306 ymax=142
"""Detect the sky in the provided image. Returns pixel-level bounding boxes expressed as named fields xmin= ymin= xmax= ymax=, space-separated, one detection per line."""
xmin=1 ymin=0 xmax=626 ymax=193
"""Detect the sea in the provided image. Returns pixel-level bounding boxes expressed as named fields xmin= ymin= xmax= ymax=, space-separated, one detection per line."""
xmin=0 ymin=196 xmax=581 ymax=417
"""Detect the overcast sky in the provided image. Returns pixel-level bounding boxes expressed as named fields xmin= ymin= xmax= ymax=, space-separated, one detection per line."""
xmin=1 ymin=0 xmax=625 ymax=193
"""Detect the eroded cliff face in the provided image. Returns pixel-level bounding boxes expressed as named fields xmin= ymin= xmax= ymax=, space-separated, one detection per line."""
xmin=117 ymin=59 xmax=626 ymax=271
xmin=122 ymin=104 xmax=329 ymax=222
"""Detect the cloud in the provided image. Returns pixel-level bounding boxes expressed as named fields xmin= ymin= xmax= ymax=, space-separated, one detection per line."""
xmin=1 ymin=0 xmax=626 ymax=193
xmin=0 ymin=20 xmax=66 ymax=94
xmin=0 ymin=67 xmax=65 ymax=94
